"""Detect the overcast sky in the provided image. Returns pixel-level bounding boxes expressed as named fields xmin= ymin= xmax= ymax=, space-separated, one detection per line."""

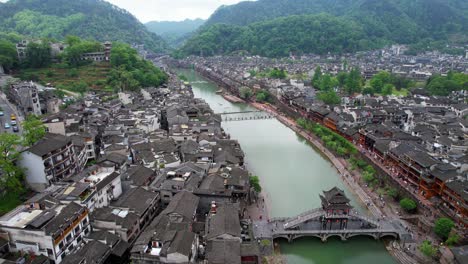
xmin=106 ymin=0 xmax=246 ymax=23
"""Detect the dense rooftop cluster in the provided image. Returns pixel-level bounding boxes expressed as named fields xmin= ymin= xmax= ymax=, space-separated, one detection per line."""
xmin=0 ymin=72 xmax=259 ymax=263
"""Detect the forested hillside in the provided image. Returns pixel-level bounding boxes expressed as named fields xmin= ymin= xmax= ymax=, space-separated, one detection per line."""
xmin=181 ymin=0 xmax=467 ymax=57
xmin=0 ymin=0 xmax=167 ymax=52
xmin=180 ymin=14 xmax=379 ymax=57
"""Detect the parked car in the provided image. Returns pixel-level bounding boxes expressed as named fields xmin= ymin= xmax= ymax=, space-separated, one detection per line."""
xmin=4 ymin=123 xmax=10 ymax=129
xmin=12 ymin=126 xmax=19 ymax=133
xmin=11 ymin=120 xmax=17 ymax=126
xmin=10 ymin=114 xmax=16 ymax=120
xmin=0 ymin=111 xmax=4 ymax=116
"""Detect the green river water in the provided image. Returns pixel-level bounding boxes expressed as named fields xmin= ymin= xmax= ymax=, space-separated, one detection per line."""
xmin=177 ymin=69 xmax=397 ymax=264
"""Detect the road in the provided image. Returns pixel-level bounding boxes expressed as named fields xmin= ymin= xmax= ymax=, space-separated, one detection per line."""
xmin=0 ymin=75 xmax=22 ymax=135
xmin=0 ymin=92 xmax=22 ymax=135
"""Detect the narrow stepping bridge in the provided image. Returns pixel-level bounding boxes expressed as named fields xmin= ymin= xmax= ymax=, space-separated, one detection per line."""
xmin=254 ymin=187 xmax=408 ymax=242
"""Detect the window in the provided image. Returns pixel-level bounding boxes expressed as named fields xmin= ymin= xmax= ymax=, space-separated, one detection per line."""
xmin=59 ymin=242 xmax=64 ymax=249
xmin=47 ymin=248 xmax=53 ymax=256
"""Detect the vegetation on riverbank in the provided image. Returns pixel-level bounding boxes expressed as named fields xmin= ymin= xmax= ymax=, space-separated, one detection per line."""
xmin=296 ymin=117 xmax=422 ymax=214
xmin=297 ymin=118 xmax=357 ymax=157
xmin=250 ymin=176 xmax=262 ymax=193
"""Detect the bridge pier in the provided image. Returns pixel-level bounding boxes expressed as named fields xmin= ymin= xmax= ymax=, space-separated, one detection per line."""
xmin=321 ymin=235 xmax=327 ymax=243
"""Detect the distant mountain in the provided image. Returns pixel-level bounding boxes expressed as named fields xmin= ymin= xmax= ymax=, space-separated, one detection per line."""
xmin=145 ymin=19 xmax=205 ymax=48
xmin=0 ymin=0 xmax=168 ymax=52
xmin=145 ymin=19 xmax=205 ymax=37
xmin=180 ymin=0 xmax=467 ymax=57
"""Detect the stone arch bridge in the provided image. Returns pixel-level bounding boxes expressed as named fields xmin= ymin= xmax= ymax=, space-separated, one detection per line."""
xmin=253 ymin=208 xmax=407 ymax=243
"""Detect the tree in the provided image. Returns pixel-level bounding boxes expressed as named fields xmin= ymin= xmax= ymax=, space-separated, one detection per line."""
xmin=312 ymin=66 xmax=322 ymax=88
xmin=22 ymin=115 xmax=47 ymax=147
xmin=386 ymin=187 xmax=399 ymax=201
xmin=445 ymin=234 xmax=459 ymax=246
xmin=25 ymin=41 xmax=51 ymax=68
xmin=345 ymin=68 xmax=362 ymax=95
xmin=268 ymin=68 xmax=287 ymax=79
xmin=318 ymin=74 xmax=338 ymax=91
xmin=239 ymin=86 xmax=253 ymax=99
xmin=336 ymin=72 xmax=348 ymax=87
xmin=0 ymin=133 xmax=25 ymax=194
xmin=434 ymin=218 xmax=455 ymax=240
xmin=419 ymin=240 xmax=437 ymax=258
xmin=362 ymin=87 xmax=374 ymax=95
xmin=0 ymin=40 xmax=18 ymax=72
xmin=382 ymin=83 xmax=394 ymax=95
xmin=250 ymin=176 xmax=262 ymax=193
xmin=317 ymin=90 xmax=340 ymax=105
xmin=399 ymin=198 xmax=417 ymax=213
xmin=256 ymin=90 xmax=271 ymax=103
xmin=370 ymin=77 xmax=384 ymax=93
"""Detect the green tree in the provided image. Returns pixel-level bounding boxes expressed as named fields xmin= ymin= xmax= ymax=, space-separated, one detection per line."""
xmin=22 ymin=115 xmax=47 ymax=147
xmin=268 ymin=68 xmax=287 ymax=79
xmin=386 ymin=188 xmax=399 ymax=201
xmin=0 ymin=40 xmax=18 ymax=72
xmin=382 ymin=83 xmax=394 ymax=95
xmin=445 ymin=233 xmax=459 ymax=246
xmin=312 ymin=66 xmax=322 ymax=87
xmin=399 ymin=198 xmax=417 ymax=213
xmin=0 ymin=133 xmax=24 ymax=194
xmin=434 ymin=218 xmax=455 ymax=240
xmin=419 ymin=240 xmax=437 ymax=258
xmin=362 ymin=87 xmax=374 ymax=95
xmin=318 ymin=74 xmax=338 ymax=91
xmin=345 ymin=68 xmax=362 ymax=95
xmin=25 ymin=41 xmax=51 ymax=68
xmin=250 ymin=176 xmax=262 ymax=193
xmin=317 ymin=90 xmax=340 ymax=105
xmin=256 ymin=90 xmax=271 ymax=103
xmin=336 ymin=72 xmax=348 ymax=87
xmin=370 ymin=77 xmax=384 ymax=93
xmin=239 ymin=86 xmax=253 ymax=99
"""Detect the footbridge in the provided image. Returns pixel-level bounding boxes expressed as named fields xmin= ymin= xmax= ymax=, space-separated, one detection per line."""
xmin=216 ymin=110 xmax=275 ymax=122
xmin=253 ymin=208 xmax=407 ymax=242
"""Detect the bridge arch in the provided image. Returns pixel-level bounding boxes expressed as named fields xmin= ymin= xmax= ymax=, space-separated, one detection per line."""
xmin=322 ymin=233 xmax=346 ymax=242
xmin=272 ymin=235 xmax=291 ymax=243
xmin=379 ymin=233 xmax=399 ymax=240
xmin=346 ymin=233 xmax=378 ymax=240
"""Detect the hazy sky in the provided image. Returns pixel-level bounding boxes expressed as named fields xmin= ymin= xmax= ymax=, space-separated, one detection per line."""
xmin=105 ymin=0 xmax=246 ymax=23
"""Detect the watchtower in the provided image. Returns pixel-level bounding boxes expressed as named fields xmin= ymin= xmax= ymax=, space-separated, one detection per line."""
xmin=319 ymin=187 xmax=352 ymax=230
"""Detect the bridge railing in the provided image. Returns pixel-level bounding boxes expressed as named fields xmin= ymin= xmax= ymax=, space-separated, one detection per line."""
xmin=273 ymin=228 xmax=399 ymax=236
xmin=283 ymin=208 xmax=325 ymax=229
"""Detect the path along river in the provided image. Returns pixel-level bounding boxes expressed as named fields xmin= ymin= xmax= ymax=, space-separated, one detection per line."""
xmin=177 ymin=69 xmax=397 ymax=264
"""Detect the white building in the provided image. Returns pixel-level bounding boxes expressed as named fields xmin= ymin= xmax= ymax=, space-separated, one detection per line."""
xmin=0 ymin=201 xmax=90 ymax=264
xmin=20 ymin=133 xmax=80 ymax=192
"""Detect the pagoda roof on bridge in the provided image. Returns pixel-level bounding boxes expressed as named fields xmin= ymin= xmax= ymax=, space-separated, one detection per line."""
xmin=320 ymin=187 xmax=351 ymax=209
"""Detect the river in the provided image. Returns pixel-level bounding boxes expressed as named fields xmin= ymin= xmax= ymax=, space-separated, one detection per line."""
xmin=176 ymin=69 xmax=397 ymax=264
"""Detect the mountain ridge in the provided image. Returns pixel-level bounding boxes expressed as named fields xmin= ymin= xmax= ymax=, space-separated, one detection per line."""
xmin=0 ymin=0 xmax=168 ymax=52
xmin=179 ymin=0 xmax=467 ymax=57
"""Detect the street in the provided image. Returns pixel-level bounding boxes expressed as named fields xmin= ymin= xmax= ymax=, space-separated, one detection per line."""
xmin=0 ymin=75 xmax=22 ymax=135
